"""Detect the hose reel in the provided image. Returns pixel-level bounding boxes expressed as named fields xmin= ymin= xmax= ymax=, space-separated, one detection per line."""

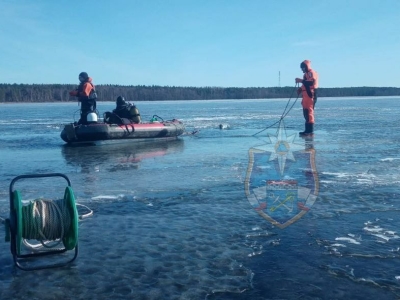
xmin=4 ymin=173 xmax=78 ymax=271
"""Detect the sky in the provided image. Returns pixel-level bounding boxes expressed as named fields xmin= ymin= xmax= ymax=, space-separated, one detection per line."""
xmin=0 ymin=0 xmax=399 ymax=88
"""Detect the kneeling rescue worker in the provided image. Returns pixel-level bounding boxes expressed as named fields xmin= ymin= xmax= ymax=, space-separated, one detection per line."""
xmin=295 ymin=60 xmax=318 ymax=136
xmin=113 ymin=96 xmax=141 ymax=123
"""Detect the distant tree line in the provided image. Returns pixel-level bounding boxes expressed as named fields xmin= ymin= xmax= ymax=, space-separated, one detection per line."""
xmin=0 ymin=84 xmax=399 ymax=102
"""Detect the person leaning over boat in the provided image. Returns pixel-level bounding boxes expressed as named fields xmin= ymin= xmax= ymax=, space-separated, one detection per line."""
xmin=113 ymin=96 xmax=141 ymax=123
xmin=69 ymin=72 xmax=97 ymax=124
xmin=295 ymin=60 xmax=319 ymax=136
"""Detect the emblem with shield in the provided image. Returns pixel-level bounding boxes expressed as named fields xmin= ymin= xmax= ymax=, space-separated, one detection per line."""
xmin=245 ymin=121 xmax=318 ymax=228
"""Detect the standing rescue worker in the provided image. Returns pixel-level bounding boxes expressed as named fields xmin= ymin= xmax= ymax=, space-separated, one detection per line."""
xmin=69 ymin=72 xmax=97 ymax=124
xmin=295 ymin=60 xmax=318 ymax=136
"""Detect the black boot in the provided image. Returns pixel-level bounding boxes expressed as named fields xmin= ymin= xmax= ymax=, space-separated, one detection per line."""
xmin=308 ymin=123 xmax=314 ymax=134
xmin=299 ymin=123 xmax=307 ymax=135
xmin=299 ymin=123 xmax=314 ymax=136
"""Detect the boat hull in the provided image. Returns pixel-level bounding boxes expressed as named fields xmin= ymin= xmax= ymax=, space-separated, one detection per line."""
xmin=60 ymin=119 xmax=185 ymax=145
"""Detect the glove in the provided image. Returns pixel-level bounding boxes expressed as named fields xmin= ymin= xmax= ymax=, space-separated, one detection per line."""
xmin=295 ymin=78 xmax=303 ymax=84
xmin=69 ymin=90 xmax=78 ymax=96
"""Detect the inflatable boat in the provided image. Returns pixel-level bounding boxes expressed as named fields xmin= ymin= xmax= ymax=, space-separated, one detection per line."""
xmin=60 ymin=118 xmax=185 ymax=145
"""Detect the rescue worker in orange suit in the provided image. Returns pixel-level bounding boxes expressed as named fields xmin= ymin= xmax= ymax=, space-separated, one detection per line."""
xmin=295 ymin=60 xmax=318 ymax=136
xmin=69 ymin=72 xmax=97 ymax=124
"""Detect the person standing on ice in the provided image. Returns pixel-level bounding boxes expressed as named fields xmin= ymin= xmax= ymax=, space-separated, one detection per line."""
xmin=295 ymin=60 xmax=318 ymax=136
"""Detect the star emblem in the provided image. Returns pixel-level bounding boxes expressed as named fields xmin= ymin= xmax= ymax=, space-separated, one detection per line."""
xmin=254 ymin=120 xmax=303 ymax=175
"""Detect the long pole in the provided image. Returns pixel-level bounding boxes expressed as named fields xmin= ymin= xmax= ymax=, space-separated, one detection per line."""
xmin=279 ymin=71 xmax=281 ymax=87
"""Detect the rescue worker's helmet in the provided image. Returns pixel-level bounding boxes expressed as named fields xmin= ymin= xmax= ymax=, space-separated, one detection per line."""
xmin=79 ymin=72 xmax=89 ymax=82
xmin=117 ymin=96 xmax=126 ymax=105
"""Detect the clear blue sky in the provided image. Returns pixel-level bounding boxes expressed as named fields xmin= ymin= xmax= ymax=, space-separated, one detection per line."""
xmin=1 ymin=0 xmax=399 ymax=88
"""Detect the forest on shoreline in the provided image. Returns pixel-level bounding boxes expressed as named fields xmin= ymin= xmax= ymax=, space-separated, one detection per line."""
xmin=1 ymin=83 xmax=400 ymax=102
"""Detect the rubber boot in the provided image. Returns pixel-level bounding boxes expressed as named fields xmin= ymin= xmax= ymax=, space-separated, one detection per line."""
xmin=300 ymin=123 xmax=314 ymax=136
xmin=308 ymin=123 xmax=314 ymax=135
xmin=299 ymin=123 xmax=307 ymax=135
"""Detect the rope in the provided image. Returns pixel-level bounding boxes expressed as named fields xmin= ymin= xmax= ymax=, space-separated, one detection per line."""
xmin=182 ymin=129 xmax=200 ymax=136
xmin=179 ymin=84 xmax=301 ymax=139
xmin=252 ymin=83 xmax=300 ymax=136
xmin=0 ymin=199 xmax=94 ymax=252
xmin=151 ymin=114 xmax=164 ymax=122
xmin=0 ymin=203 xmax=93 ymax=224
xmin=22 ymin=199 xmax=71 ymax=249
xmin=76 ymin=203 xmax=94 ymax=220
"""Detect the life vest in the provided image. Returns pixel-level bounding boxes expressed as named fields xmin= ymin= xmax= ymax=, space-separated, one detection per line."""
xmin=88 ymin=83 xmax=98 ymax=100
xmin=77 ymin=80 xmax=97 ymax=109
xmin=302 ymin=69 xmax=318 ymax=98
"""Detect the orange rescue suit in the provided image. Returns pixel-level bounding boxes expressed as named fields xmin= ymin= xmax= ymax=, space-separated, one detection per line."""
xmin=299 ymin=60 xmax=318 ymax=124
